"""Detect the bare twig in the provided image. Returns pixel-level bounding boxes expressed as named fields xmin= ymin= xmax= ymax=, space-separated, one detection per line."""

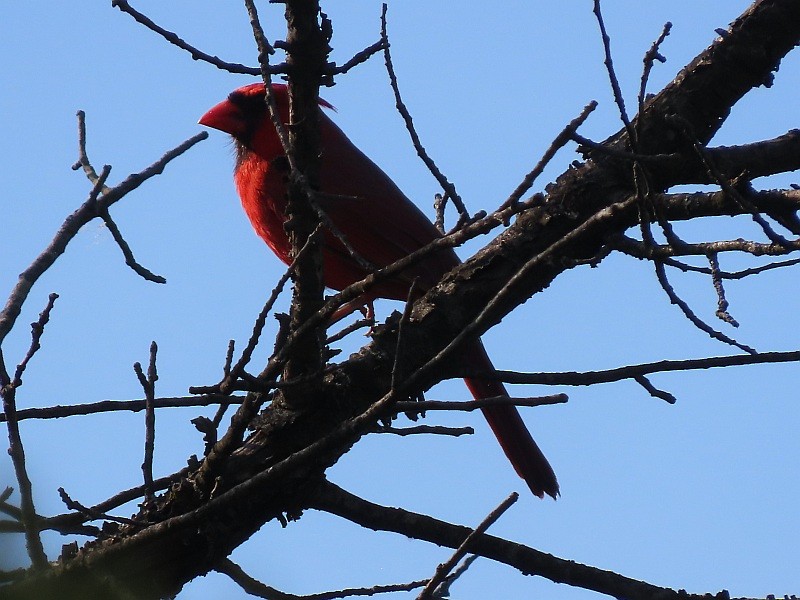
xmin=223 ymin=340 xmax=235 ymax=379
xmin=243 ymin=0 xmax=292 ymax=157
xmin=653 ymin=258 xmax=755 ymax=354
xmin=325 ymin=318 xmax=373 ymax=345
xmin=417 ymin=492 xmax=518 ymax=600
xmin=98 ymin=209 xmax=166 ymax=283
xmin=391 ymin=280 xmax=419 ymax=393
xmin=633 ymin=375 xmax=677 ymax=404
xmin=592 ymin=0 xmax=635 ymax=143
xmin=219 ymin=222 xmax=323 ymax=405
xmin=329 ymin=39 xmax=386 ymax=75
xmin=433 ymin=193 xmax=447 ymax=234
xmin=215 ymin=559 xmax=293 ymax=599
xmin=394 ymin=394 xmax=567 ymax=415
xmin=0 ymin=296 xmax=59 ymax=569
xmin=609 ymin=233 xmax=800 ymax=262
xmin=57 ymin=488 xmax=139 ymax=528
xmin=1 ymin=396 xmax=46 ymax=568
xmin=708 ymin=253 xmax=739 ymax=326
xmin=500 ymin=101 xmax=598 ymax=211
xmin=482 ymin=350 xmax=800 ymax=387
xmin=311 ymin=197 xmax=377 ymax=272
xmin=374 ymin=424 xmax=473 ymax=437
xmin=638 ymin=22 xmax=672 ymax=116
xmin=433 ymin=555 xmax=479 ymax=599
xmin=633 ymin=178 xmax=755 ymax=354
xmin=217 ymin=557 xmax=426 ymax=600
xmin=11 ymin=293 xmax=58 ymax=389
xmin=44 ymin=467 xmax=193 ymax=532
xmin=0 ymin=394 xmax=244 ymax=423
xmin=380 ymin=4 xmax=468 ymax=223
xmin=111 ymin=0 xmax=268 ymax=75
xmin=134 ymin=342 xmax=159 ymax=500
xmin=71 ymin=110 xmax=110 ymax=190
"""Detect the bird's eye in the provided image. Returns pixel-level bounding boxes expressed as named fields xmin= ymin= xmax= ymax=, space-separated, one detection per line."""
xmin=229 ymin=91 xmax=265 ymax=116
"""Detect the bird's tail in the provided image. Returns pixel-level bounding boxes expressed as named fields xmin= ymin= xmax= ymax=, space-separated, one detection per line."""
xmin=463 ymin=341 xmax=559 ymax=499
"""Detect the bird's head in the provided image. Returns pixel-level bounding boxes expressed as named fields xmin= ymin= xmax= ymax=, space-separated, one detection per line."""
xmin=199 ymin=82 xmax=333 ymax=158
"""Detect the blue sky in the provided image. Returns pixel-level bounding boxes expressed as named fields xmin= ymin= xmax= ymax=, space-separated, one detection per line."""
xmin=1 ymin=2 xmax=798 ymax=598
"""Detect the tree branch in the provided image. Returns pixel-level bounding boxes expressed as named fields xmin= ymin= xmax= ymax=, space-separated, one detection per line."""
xmin=310 ymin=480 xmax=729 ymax=600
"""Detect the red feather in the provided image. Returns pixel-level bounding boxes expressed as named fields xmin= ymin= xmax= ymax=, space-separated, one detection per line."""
xmin=200 ymin=83 xmax=559 ymax=498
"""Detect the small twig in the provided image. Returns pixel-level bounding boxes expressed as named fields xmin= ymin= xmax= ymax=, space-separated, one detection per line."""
xmin=374 ymin=424 xmax=473 ymax=437
xmin=434 ymin=555 xmax=479 ymax=599
xmin=243 ymin=0 xmax=292 ymax=158
xmin=111 ymin=0 xmax=267 ymax=75
xmin=71 ymin=110 xmax=110 ymax=190
xmin=708 ymin=253 xmax=739 ymax=327
xmin=325 ymin=318 xmax=373 ymax=345
xmin=499 ymin=101 xmax=598 ymax=211
xmin=417 ymin=492 xmax=518 ymax=600
xmin=592 ymin=0 xmax=636 ymax=143
xmin=223 ymin=339 xmax=236 ymax=379
xmin=98 ymin=209 xmax=166 ymax=283
xmin=0 ymin=299 xmax=55 ymax=568
xmin=381 ymin=4 xmax=468 ymax=222
xmin=395 ymin=394 xmax=567 ymax=414
xmin=433 ymin=193 xmax=447 ymax=234
xmin=0 ymin=494 xmax=22 ymax=522
xmin=11 ymin=293 xmax=58 ymax=388
xmin=134 ymin=341 xmax=158 ymax=500
xmin=609 ymin=233 xmax=800 ymax=263
xmin=223 ymin=224 xmax=323 ymax=393
xmin=638 ymin=22 xmax=672 ymax=117
xmin=217 ymin=557 xmax=427 ymax=600
xmin=391 ymin=280 xmax=419 ymax=393
xmin=653 ymin=255 xmax=755 ymax=354
xmin=1 ymin=394 xmax=47 ymax=567
xmin=215 ymin=558 xmax=292 ymax=599
xmin=0 ymin=394 xmax=245 ymax=423
xmin=311 ymin=197 xmax=377 ymax=272
xmin=660 ymin=254 xmax=800 ymax=279
xmin=43 ymin=466 xmax=193 ymax=532
xmin=480 ymin=350 xmax=800 ymax=387
xmin=329 ymin=38 xmax=386 ymax=75
xmin=57 ymin=487 xmax=139 ymax=527
xmin=211 ymin=341 xmax=238 ymax=430
xmin=633 ymin=375 xmax=677 ymax=404
xmin=0 ymin=294 xmax=57 ymax=559
xmin=634 ymin=186 xmax=754 ymax=353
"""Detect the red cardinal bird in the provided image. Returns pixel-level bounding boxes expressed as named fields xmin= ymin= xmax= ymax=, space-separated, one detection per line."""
xmin=200 ymin=83 xmax=559 ymax=498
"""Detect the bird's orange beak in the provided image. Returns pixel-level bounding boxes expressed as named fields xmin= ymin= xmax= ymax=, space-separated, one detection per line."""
xmin=198 ymin=99 xmax=246 ymax=137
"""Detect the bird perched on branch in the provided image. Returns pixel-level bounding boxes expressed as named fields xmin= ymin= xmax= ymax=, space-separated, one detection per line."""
xmin=200 ymin=82 xmax=559 ymax=498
